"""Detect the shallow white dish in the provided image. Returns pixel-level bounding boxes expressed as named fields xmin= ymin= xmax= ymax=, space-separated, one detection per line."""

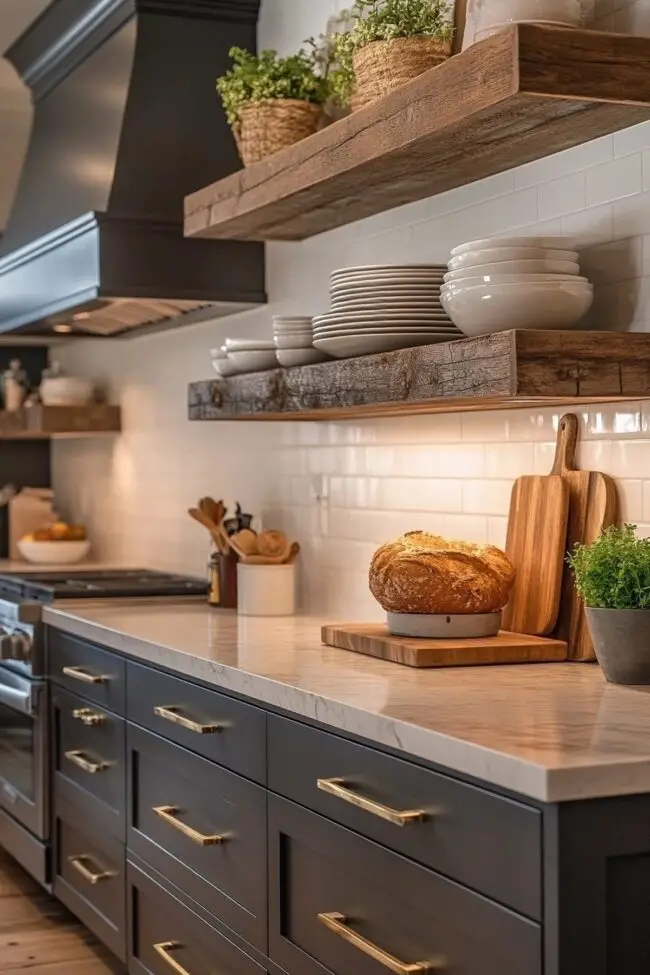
xmin=224 ymin=338 xmax=276 ymax=352
xmin=315 ymin=312 xmax=452 ymax=325
xmin=448 ymin=247 xmax=579 ymax=271
xmin=313 ymin=326 xmax=460 ymax=338
xmin=330 ymin=300 xmax=444 ymax=313
xmin=444 ymin=273 xmax=590 ymax=288
xmin=475 ymin=0 xmax=582 ymax=26
xmin=313 ymin=332 xmax=461 ymax=357
xmin=274 ymin=333 xmax=315 ymax=350
xmin=18 ymin=539 xmax=91 ymax=565
xmin=441 ymin=281 xmax=593 ymax=334
xmin=273 ymin=324 xmax=314 ymax=334
xmin=332 ymin=264 xmax=446 ymax=275
xmin=276 ymin=348 xmax=328 ymax=367
xmin=210 ymin=347 xmax=228 ymax=360
xmin=332 ymin=274 xmax=446 ymax=286
xmin=227 ymin=350 xmax=278 ymax=373
xmin=451 ymin=236 xmax=575 ymax=257
xmin=476 ymin=19 xmax=579 ymax=41
xmin=213 ymin=358 xmax=240 ymax=378
xmin=331 ymin=287 xmax=444 ymax=301
xmin=444 ymin=259 xmax=580 ymax=281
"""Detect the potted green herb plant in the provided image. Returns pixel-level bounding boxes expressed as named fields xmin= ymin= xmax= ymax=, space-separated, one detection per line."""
xmin=568 ymin=525 xmax=650 ymax=685
xmin=331 ymin=0 xmax=455 ymax=111
xmin=217 ymin=43 xmax=331 ymax=167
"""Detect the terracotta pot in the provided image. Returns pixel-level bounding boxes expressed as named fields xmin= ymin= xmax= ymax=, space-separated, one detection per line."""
xmin=586 ymin=607 xmax=650 ymax=684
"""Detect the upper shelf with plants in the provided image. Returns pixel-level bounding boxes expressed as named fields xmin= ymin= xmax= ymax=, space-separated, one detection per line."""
xmin=185 ymin=19 xmax=650 ymax=243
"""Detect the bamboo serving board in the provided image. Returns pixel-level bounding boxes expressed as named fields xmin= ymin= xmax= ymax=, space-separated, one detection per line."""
xmin=322 ymin=625 xmax=567 ymax=669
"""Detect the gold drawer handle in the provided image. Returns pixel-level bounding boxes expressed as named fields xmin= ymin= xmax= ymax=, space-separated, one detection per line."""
xmin=153 ymin=805 xmax=229 ymax=847
xmin=72 ymin=707 xmax=106 ymax=727
xmin=154 ymin=705 xmax=223 ymax=735
xmin=318 ymin=913 xmax=441 ymax=974
xmin=68 ymin=854 xmax=116 ymax=885
xmin=317 ymin=778 xmax=426 ymax=827
xmin=62 ymin=666 xmax=108 ymax=685
xmin=64 ymin=750 xmax=110 ymax=774
xmin=154 ymin=942 xmax=192 ymax=975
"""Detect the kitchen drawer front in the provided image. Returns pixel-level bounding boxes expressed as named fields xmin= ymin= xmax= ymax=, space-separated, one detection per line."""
xmin=128 ymin=861 xmax=267 ymax=975
xmin=127 ymin=662 xmax=266 ymax=784
xmin=269 ymin=795 xmax=541 ymax=975
xmin=49 ymin=630 xmax=125 ymax=713
xmin=53 ymin=794 xmax=126 ymax=961
xmin=53 ymin=685 xmax=125 ymax=839
xmin=268 ymin=715 xmax=541 ymax=919
xmin=127 ymin=724 xmax=267 ymax=949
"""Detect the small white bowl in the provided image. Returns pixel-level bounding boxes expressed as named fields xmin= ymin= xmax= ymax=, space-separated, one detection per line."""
xmin=444 ymin=259 xmax=580 ymax=281
xmin=18 ymin=539 xmax=91 ymax=565
xmin=274 ymin=334 xmax=315 ymax=350
xmin=441 ymin=281 xmax=593 ymax=335
xmin=210 ymin=347 xmax=228 ymax=360
xmin=448 ymin=247 xmax=579 ymax=271
xmin=227 ymin=350 xmax=278 ymax=373
xmin=476 ymin=0 xmax=582 ymax=31
xmin=451 ymin=236 xmax=575 ymax=257
xmin=224 ymin=338 xmax=276 ymax=352
xmin=273 ymin=323 xmax=314 ymax=333
xmin=40 ymin=377 xmax=94 ymax=407
xmin=443 ymin=273 xmax=591 ymax=288
xmin=212 ymin=358 xmax=240 ymax=378
xmin=276 ymin=348 xmax=329 ymax=367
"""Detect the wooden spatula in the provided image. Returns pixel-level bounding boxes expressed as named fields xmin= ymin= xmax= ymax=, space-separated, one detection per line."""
xmin=502 ymin=468 xmax=570 ymax=637
xmin=552 ymin=413 xmax=619 ymax=661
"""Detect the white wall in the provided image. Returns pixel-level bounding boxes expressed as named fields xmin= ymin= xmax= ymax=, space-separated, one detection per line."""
xmin=52 ymin=0 xmax=650 ymax=620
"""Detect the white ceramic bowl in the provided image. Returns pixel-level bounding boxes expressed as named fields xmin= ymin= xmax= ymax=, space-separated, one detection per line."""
xmin=444 ymin=259 xmax=580 ymax=281
xmin=451 ymin=236 xmax=575 ymax=257
xmin=476 ymin=0 xmax=582 ymax=30
xmin=18 ymin=539 xmax=91 ymax=565
xmin=224 ymin=338 xmax=275 ymax=352
xmin=227 ymin=350 xmax=278 ymax=373
xmin=274 ymin=333 xmax=315 ymax=350
xmin=273 ymin=323 xmax=314 ymax=333
xmin=210 ymin=347 xmax=228 ymax=360
xmin=40 ymin=376 xmax=94 ymax=407
xmin=212 ymin=358 xmax=240 ymax=378
xmin=276 ymin=348 xmax=329 ymax=367
xmin=444 ymin=273 xmax=591 ymax=288
xmin=441 ymin=281 xmax=593 ymax=334
xmin=448 ymin=247 xmax=579 ymax=271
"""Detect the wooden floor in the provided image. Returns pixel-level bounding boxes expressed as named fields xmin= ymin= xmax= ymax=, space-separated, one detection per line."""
xmin=0 ymin=849 xmax=122 ymax=974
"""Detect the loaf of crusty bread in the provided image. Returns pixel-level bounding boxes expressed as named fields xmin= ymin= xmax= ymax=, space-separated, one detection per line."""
xmin=369 ymin=531 xmax=516 ymax=615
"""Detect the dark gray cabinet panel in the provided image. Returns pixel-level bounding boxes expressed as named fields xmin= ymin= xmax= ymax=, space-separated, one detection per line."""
xmin=268 ymin=794 xmax=542 ymax=975
xmin=127 ymin=662 xmax=266 ymax=784
xmin=268 ymin=714 xmax=541 ymax=919
xmin=49 ymin=630 xmax=126 ymax=713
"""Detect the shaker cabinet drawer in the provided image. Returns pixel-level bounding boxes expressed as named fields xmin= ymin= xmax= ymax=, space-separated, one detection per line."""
xmin=127 ymin=663 xmax=266 ymax=783
xmin=49 ymin=630 xmax=125 ymax=714
xmin=127 ymin=724 xmax=267 ymax=949
xmin=128 ymin=862 xmax=267 ymax=975
xmin=53 ymin=686 xmax=125 ymax=839
xmin=269 ymin=795 xmax=541 ymax=975
xmin=268 ymin=715 xmax=541 ymax=919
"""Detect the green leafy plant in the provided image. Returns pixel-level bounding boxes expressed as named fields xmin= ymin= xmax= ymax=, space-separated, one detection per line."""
xmin=568 ymin=524 xmax=650 ymax=610
xmin=217 ymin=42 xmax=332 ymax=128
xmin=330 ymin=0 xmax=454 ymax=105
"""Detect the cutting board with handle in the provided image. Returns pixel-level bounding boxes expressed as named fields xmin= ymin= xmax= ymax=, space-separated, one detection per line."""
xmin=552 ymin=413 xmax=619 ymax=661
xmin=502 ymin=466 xmax=570 ymax=637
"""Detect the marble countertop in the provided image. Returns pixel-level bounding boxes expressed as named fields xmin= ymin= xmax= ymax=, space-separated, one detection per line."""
xmin=42 ymin=600 xmax=650 ymax=804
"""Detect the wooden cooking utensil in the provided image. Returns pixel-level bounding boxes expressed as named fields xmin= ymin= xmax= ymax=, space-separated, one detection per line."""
xmin=257 ymin=529 xmax=288 ymax=558
xmin=552 ymin=413 xmax=619 ymax=661
xmin=188 ymin=507 xmax=229 ymax=555
xmin=232 ymin=529 xmax=259 ymax=556
xmin=502 ymin=469 xmax=570 ymax=636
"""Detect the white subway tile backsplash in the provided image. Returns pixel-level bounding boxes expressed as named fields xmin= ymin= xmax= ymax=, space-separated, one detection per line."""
xmin=614 ymin=121 xmax=650 ymax=158
xmin=538 ymin=173 xmax=586 ymax=220
xmin=586 ymin=153 xmax=642 ymax=206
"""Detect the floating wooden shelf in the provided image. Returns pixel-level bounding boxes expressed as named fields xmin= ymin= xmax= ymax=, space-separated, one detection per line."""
xmin=188 ymin=331 xmax=650 ymax=422
xmin=0 ymin=405 xmax=121 ymax=439
xmin=185 ymin=25 xmax=650 ymax=243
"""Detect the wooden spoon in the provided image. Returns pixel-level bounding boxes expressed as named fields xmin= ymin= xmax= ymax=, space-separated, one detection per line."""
xmin=188 ymin=507 xmax=229 ymax=555
xmin=285 ymin=542 xmax=301 ymax=564
xmin=241 ymin=541 xmax=293 ymax=565
xmin=257 ymin=529 xmax=288 ymax=558
xmin=232 ymin=529 xmax=259 ymax=556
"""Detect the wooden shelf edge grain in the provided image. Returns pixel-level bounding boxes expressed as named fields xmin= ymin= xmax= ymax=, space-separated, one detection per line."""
xmin=184 ymin=25 xmax=650 ymax=242
xmin=187 ymin=330 xmax=650 ymax=422
xmin=0 ymin=404 xmax=122 ymax=439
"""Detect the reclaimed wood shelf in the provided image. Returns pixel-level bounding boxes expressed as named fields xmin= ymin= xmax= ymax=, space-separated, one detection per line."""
xmin=188 ymin=331 xmax=650 ymax=422
xmin=185 ymin=25 xmax=650 ymax=243
xmin=0 ymin=405 xmax=121 ymax=439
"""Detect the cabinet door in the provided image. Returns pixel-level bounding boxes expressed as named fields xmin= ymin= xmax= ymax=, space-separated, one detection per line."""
xmin=268 ymin=795 xmax=542 ymax=975
xmin=49 ymin=630 xmax=125 ymax=713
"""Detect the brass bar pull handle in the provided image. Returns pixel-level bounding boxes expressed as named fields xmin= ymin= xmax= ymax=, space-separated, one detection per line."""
xmin=72 ymin=707 xmax=106 ymax=727
xmin=317 ymin=778 xmax=426 ymax=827
xmin=318 ymin=913 xmax=440 ymax=974
xmin=68 ymin=855 xmax=116 ymax=885
xmin=64 ymin=750 xmax=109 ymax=774
xmin=154 ymin=705 xmax=223 ymax=735
xmin=62 ymin=666 xmax=108 ymax=685
xmin=153 ymin=805 xmax=228 ymax=847
xmin=154 ymin=942 xmax=193 ymax=975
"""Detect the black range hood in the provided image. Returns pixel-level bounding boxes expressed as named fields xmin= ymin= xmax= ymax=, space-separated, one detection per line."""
xmin=0 ymin=0 xmax=266 ymax=338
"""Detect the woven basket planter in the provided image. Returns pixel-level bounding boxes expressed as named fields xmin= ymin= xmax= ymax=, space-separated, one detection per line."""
xmin=234 ymin=99 xmax=323 ymax=167
xmin=352 ymin=36 xmax=452 ymax=111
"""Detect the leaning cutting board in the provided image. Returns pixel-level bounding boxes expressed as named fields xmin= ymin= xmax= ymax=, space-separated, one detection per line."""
xmin=501 ymin=469 xmax=570 ymax=636
xmin=322 ymin=625 xmax=567 ymax=668
xmin=552 ymin=414 xmax=619 ymax=662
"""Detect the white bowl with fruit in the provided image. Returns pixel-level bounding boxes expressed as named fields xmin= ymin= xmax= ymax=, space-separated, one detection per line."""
xmin=18 ymin=522 xmax=90 ymax=564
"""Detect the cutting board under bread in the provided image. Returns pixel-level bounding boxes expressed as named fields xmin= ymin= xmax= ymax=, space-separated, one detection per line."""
xmin=322 ymin=625 xmax=567 ymax=668
xmin=552 ymin=414 xmax=619 ymax=661
xmin=501 ymin=472 xmax=570 ymax=636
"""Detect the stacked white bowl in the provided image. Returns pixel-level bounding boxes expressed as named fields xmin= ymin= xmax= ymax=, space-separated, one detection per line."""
xmin=474 ymin=0 xmax=582 ymax=42
xmin=211 ymin=339 xmax=278 ymax=377
xmin=440 ymin=237 xmax=593 ymax=337
xmin=272 ymin=316 xmax=328 ymax=367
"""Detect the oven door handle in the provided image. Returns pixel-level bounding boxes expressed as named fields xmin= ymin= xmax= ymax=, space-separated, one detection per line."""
xmin=0 ymin=672 xmax=37 ymax=715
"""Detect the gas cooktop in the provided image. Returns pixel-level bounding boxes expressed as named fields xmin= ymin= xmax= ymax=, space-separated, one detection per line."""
xmin=0 ymin=569 xmax=208 ymax=602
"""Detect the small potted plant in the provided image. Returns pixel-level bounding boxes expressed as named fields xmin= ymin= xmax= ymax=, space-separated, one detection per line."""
xmin=217 ymin=43 xmax=331 ymax=167
xmin=331 ymin=0 xmax=455 ymax=111
xmin=568 ymin=525 xmax=650 ymax=685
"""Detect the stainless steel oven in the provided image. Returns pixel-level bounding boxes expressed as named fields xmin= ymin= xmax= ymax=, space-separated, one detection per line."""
xmin=0 ymin=666 xmax=47 ymax=840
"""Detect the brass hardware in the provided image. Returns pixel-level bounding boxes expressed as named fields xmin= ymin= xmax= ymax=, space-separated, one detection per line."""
xmin=72 ymin=707 xmax=106 ymax=727
xmin=62 ymin=666 xmax=108 ymax=685
xmin=154 ymin=942 xmax=192 ymax=975
xmin=317 ymin=778 xmax=426 ymax=827
xmin=318 ymin=913 xmax=440 ymax=974
xmin=154 ymin=705 xmax=223 ymax=735
xmin=64 ymin=750 xmax=109 ymax=774
xmin=68 ymin=855 xmax=116 ymax=885
xmin=153 ymin=805 xmax=229 ymax=847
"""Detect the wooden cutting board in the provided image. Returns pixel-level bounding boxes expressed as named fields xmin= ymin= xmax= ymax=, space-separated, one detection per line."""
xmin=552 ymin=414 xmax=619 ymax=661
xmin=322 ymin=624 xmax=567 ymax=668
xmin=501 ymin=472 xmax=570 ymax=636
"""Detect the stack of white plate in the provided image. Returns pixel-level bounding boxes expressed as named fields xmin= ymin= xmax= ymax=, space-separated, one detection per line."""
xmin=211 ymin=339 xmax=278 ymax=377
xmin=273 ymin=316 xmax=328 ymax=367
xmin=441 ymin=237 xmax=594 ymax=336
xmin=313 ymin=264 xmax=463 ymax=359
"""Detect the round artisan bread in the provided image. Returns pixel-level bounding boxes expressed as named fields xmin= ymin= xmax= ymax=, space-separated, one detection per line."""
xmin=369 ymin=531 xmax=516 ymax=615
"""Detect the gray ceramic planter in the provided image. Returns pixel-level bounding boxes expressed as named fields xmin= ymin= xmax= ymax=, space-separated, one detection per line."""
xmin=586 ymin=607 xmax=650 ymax=684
